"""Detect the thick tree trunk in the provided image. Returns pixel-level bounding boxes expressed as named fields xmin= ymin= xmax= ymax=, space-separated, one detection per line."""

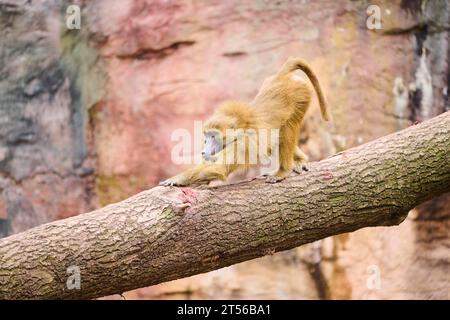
xmin=0 ymin=112 xmax=449 ymax=299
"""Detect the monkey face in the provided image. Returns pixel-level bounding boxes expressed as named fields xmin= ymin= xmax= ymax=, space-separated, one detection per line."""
xmin=202 ymin=130 xmax=224 ymax=161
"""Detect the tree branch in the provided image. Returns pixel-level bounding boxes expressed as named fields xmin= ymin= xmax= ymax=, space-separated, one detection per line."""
xmin=0 ymin=112 xmax=449 ymax=299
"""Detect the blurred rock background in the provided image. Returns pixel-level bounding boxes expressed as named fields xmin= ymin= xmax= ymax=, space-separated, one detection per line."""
xmin=0 ymin=0 xmax=448 ymax=299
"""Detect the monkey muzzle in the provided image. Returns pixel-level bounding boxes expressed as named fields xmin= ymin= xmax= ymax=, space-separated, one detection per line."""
xmin=202 ymin=131 xmax=240 ymax=162
xmin=202 ymin=144 xmax=219 ymax=162
xmin=202 ymin=138 xmax=227 ymax=162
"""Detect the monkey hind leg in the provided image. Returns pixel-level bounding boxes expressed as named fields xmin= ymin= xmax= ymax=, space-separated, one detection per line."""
xmin=265 ymin=168 xmax=292 ymax=183
xmin=265 ymin=138 xmax=296 ymax=184
xmin=293 ymin=146 xmax=309 ymax=173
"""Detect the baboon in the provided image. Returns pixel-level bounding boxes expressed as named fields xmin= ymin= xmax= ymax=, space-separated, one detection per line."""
xmin=160 ymin=57 xmax=329 ymax=186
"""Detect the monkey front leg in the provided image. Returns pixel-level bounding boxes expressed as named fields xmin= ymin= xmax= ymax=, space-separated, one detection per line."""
xmin=159 ymin=163 xmax=229 ymax=186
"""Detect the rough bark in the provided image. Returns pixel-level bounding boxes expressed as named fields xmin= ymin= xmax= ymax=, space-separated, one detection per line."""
xmin=0 ymin=112 xmax=449 ymax=300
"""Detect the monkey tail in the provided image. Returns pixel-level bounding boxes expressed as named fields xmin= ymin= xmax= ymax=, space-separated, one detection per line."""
xmin=279 ymin=57 xmax=329 ymax=121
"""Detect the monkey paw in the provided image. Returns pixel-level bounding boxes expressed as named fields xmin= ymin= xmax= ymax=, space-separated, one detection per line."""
xmin=265 ymin=175 xmax=286 ymax=184
xmin=293 ymin=163 xmax=309 ymax=174
xmin=159 ymin=177 xmax=187 ymax=187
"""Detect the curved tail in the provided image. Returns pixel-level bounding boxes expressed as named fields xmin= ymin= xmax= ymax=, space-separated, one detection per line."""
xmin=279 ymin=57 xmax=329 ymax=121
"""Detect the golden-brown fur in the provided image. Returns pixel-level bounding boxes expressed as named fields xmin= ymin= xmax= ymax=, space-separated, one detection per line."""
xmin=160 ymin=57 xmax=328 ymax=186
